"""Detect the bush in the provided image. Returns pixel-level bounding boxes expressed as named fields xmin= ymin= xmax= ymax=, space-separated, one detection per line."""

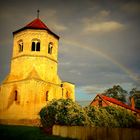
xmin=40 ymin=99 xmax=89 ymax=127
xmin=40 ymin=99 xmax=136 ymax=128
xmin=84 ymin=106 xmax=118 ymax=127
xmin=104 ymin=106 xmax=136 ymax=127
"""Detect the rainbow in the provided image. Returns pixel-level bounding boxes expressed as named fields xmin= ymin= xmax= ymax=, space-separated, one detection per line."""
xmin=62 ymin=39 xmax=140 ymax=85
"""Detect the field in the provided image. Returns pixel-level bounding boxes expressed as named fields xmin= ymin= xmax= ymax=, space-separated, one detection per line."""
xmin=0 ymin=125 xmax=75 ymax=140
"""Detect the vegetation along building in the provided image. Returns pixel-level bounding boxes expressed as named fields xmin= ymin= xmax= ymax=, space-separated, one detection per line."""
xmin=0 ymin=16 xmax=75 ymax=126
xmin=90 ymin=94 xmax=140 ymax=118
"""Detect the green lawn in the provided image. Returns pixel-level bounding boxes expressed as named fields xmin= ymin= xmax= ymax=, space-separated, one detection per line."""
xmin=0 ymin=125 xmax=75 ymax=140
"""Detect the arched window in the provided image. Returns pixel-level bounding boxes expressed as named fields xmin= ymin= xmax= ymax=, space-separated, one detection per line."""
xmin=46 ymin=91 xmax=49 ymax=101
xmin=36 ymin=42 xmax=40 ymax=51
xmin=48 ymin=42 xmax=53 ymax=54
xmin=31 ymin=39 xmax=40 ymax=51
xmin=18 ymin=40 xmax=23 ymax=52
xmin=14 ymin=90 xmax=18 ymax=101
xmin=32 ymin=42 xmax=36 ymax=51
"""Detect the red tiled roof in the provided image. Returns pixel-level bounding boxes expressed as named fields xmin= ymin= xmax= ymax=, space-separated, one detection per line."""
xmin=25 ymin=18 xmax=48 ymax=29
xmin=13 ymin=18 xmax=59 ymax=39
xmin=92 ymin=94 xmax=140 ymax=113
xmin=100 ymin=94 xmax=140 ymax=113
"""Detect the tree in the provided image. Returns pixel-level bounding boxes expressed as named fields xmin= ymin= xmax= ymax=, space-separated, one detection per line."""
xmin=129 ymin=88 xmax=140 ymax=109
xmin=102 ymin=85 xmax=128 ymax=102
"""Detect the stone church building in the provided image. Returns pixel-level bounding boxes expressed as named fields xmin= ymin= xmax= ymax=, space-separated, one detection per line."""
xmin=0 ymin=17 xmax=75 ymax=125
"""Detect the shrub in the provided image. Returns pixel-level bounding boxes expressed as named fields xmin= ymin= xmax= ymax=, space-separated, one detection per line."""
xmin=84 ymin=106 xmax=118 ymax=127
xmin=40 ymin=99 xmax=89 ymax=127
xmin=40 ymin=99 xmax=136 ymax=128
xmin=104 ymin=106 xmax=136 ymax=127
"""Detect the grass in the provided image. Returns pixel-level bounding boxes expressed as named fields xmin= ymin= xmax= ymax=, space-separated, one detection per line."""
xmin=0 ymin=125 xmax=75 ymax=140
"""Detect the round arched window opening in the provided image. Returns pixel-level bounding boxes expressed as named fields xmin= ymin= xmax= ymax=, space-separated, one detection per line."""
xmin=18 ymin=40 xmax=23 ymax=52
xmin=48 ymin=42 xmax=53 ymax=54
xmin=31 ymin=39 xmax=40 ymax=51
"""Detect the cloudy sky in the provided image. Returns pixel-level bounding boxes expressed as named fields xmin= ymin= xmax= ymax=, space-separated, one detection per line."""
xmin=0 ymin=0 xmax=140 ymax=102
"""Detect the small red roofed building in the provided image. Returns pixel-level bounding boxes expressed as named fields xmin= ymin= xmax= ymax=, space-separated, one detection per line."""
xmin=90 ymin=94 xmax=140 ymax=118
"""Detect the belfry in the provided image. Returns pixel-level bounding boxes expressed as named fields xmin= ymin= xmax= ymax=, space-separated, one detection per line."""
xmin=0 ymin=14 xmax=75 ymax=126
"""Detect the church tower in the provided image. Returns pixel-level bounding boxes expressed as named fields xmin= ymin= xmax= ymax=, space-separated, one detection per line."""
xmin=0 ymin=15 xmax=75 ymax=126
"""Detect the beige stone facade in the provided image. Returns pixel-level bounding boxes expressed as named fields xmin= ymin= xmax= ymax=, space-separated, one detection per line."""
xmin=0 ymin=18 xmax=75 ymax=126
